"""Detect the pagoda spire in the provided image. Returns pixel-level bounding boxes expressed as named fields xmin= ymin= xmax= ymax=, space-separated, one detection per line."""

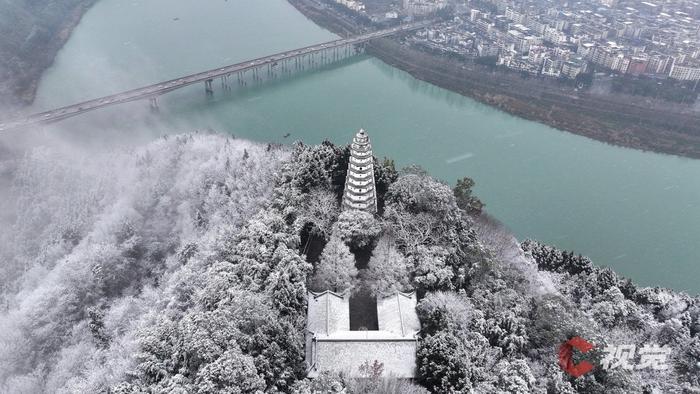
xmin=342 ymin=129 xmax=377 ymax=214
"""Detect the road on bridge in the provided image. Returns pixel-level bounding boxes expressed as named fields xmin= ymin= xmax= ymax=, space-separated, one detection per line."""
xmin=0 ymin=20 xmax=434 ymax=132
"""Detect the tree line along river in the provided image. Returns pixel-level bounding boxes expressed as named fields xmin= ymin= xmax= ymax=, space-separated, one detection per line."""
xmin=30 ymin=0 xmax=700 ymax=294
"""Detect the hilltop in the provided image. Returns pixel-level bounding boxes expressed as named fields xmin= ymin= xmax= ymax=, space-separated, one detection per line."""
xmin=0 ymin=132 xmax=696 ymax=393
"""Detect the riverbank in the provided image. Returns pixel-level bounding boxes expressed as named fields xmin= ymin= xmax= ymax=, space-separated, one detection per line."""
xmin=0 ymin=0 xmax=95 ymax=111
xmin=288 ymin=0 xmax=700 ymax=159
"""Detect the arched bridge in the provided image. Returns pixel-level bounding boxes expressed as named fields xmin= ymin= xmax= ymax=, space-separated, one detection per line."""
xmin=0 ymin=21 xmax=433 ymax=132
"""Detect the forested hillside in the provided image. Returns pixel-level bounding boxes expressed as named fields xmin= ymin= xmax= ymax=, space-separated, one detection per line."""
xmin=0 ymin=0 xmax=95 ymax=107
xmin=0 ymin=133 xmax=697 ymax=393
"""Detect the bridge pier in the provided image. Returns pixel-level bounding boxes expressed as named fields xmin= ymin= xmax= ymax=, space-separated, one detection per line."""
xmin=205 ymin=79 xmax=214 ymax=96
xmin=221 ymin=75 xmax=232 ymax=91
xmin=149 ymin=96 xmax=160 ymax=112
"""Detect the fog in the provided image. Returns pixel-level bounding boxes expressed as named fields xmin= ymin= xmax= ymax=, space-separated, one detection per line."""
xmin=0 ymin=119 xmax=289 ymax=391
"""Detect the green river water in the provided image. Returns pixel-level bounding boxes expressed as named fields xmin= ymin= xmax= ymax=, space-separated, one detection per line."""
xmin=30 ymin=0 xmax=700 ymax=294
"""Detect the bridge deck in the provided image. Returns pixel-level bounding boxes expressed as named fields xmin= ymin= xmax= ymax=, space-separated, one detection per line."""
xmin=0 ymin=21 xmax=432 ymax=132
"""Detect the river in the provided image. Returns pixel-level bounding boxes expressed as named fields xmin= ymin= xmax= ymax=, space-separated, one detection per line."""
xmin=30 ymin=0 xmax=700 ymax=294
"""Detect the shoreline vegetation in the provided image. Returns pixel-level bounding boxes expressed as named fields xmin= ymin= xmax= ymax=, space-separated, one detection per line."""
xmin=287 ymin=0 xmax=700 ymax=160
xmin=0 ymin=0 xmax=96 ymax=112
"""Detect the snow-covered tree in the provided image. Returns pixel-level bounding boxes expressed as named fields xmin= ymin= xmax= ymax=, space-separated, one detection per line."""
xmin=453 ymin=176 xmax=484 ymax=215
xmin=492 ymin=358 xmax=536 ymax=394
xmin=363 ymin=237 xmax=412 ymax=297
xmin=309 ymin=237 xmax=357 ymax=293
xmin=332 ymin=210 xmax=381 ymax=250
xmin=266 ymin=244 xmax=312 ymax=321
xmin=384 ymin=172 xmax=459 ymax=219
xmin=416 ymin=291 xmax=486 ymax=336
xmin=297 ymin=188 xmax=340 ymax=241
xmin=280 ymin=141 xmax=348 ymax=196
xmin=416 ymin=331 xmax=498 ymax=393
xmin=411 ymin=245 xmax=456 ymax=293
xmin=483 ymin=310 xmax=529 ymax=355
xmin=373 ymin=157 xmax=399 ymax=214
xmin=194 ymin=348 xmax=265 ymax=394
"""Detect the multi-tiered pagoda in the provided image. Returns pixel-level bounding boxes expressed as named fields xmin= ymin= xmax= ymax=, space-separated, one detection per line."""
xmin=342 ymin=129 xmax=377 ymax=214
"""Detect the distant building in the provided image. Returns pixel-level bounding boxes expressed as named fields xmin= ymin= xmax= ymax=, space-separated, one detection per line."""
xmin=470 ymin=9 xmax=481 ymax=22
xmin=611 ymin=53 xmax=630 ymax=73
xmin=526 ymin=18 xmax=546 ymax=35
xmin=505 ymin=7 xmax=525 ymax=24
xmin=403 ymin=0 xmax=447 ymax=15
xmin=477 ymin=41 xmax=500 ymax=57
xmin=401 ymin=0 xmax=700 ymax=87
xmin=305 ymin=291 xmax=421 ymax=378
xmin=541 ymin=57 xmax=562 ymax=77
xmin=577 ymin=42 xmax=595 ymax=57
xmin=543 ymin=26 xmax=568 ymax=44
xmin=336 ymin=0 xmax=365 ymax=12
xmin=627 ymin=56 xmax=648 ymax=75
xmin=476 ymin=18 xmax=494 ymax=33
xmin=668 ymin=61 xmax=700 ymax=80
xmin=342 ymin=129 xmax=378 ymax=213
xmin=646 ymin=53 xmax=670 ymax=74
xmin=562 ymin=59 xmax=585 ymax=78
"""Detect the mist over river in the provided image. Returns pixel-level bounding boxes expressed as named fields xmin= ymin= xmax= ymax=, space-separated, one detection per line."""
xmin=28 ymin=0 xmax=700 ymax=294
